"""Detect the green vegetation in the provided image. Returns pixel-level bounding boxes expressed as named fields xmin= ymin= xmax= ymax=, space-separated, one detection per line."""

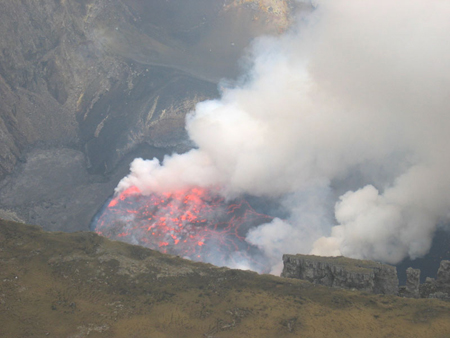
xmin=1 ymin=219 xmax=450 ymax=337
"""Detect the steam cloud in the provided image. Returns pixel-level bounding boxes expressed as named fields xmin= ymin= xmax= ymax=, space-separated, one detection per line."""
xmin=116 ymin=0 xmax=450 ymax=274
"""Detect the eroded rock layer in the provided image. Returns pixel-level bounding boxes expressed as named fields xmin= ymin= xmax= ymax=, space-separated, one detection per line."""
xmin=0 ymin=0 xmax=299 ymax=180
xmin=0 ymin=0 xmax=301 ymax=231
xmin=281 ymin=254 xmax=399 ymax=295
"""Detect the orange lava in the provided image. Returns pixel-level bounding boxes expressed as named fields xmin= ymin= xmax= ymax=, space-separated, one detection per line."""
xmin=94 ymin=186 xmax=273 ymax=270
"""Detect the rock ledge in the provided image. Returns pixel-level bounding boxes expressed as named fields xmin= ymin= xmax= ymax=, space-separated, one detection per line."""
xmin=281 ymin=254 xmax=399 ymax=295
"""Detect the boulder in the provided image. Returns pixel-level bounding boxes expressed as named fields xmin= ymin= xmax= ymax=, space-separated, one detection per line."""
xmin=419 ymin=277 xmax=437 ymax=298
xmin=405 ymin=267 xmax=420 ymax=298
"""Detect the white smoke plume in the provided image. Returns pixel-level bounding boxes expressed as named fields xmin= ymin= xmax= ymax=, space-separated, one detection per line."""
xmin=116 ymin=0 xmax=450 ymax=273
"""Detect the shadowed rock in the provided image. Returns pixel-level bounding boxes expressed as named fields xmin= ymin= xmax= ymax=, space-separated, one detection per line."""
xmin=437 ymin=260 xmax=450 ymax=287
xmin=0 ymin=0 xmax=301 ymax=231
xmin=0 ymin=0 xmax=300 ymax=180
xmin=404 ymin=267 xmax=420 ymax=298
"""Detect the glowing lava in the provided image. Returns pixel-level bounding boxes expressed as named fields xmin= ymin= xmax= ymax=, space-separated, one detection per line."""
xmin=94 ymin=186 xmax=274 ymax=271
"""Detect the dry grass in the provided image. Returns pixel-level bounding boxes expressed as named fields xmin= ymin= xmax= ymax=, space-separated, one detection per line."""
xmin=1 ymin=219 xmax=450 ymax=337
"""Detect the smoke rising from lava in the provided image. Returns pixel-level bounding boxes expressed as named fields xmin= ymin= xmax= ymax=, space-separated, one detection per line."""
xmin=114 ymin=0 xmax=450 ymax=273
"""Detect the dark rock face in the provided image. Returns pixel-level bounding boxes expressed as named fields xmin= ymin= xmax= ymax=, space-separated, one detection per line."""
xmin=281 ymin=254 xmax=399 ymax=295
xmin=0 ymin=0 xmax=296 ymax=180
xmin=437 ymin=260 xmax=450 ymax=287
xmin=0 ymin=148 xmax=116 ymax=232
xmin=0 ymin=0 xmax=296 ymax=231
xmin=0 ymin=0 xmax=210 ymax=180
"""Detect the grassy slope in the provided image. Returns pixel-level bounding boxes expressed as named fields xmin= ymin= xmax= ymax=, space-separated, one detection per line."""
xmin=1 ymin=219 xmax=449 ymax=338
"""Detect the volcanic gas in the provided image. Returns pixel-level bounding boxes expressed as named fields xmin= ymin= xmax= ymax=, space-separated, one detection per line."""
xmin=94 ymin=186 xmax=274 ymax=272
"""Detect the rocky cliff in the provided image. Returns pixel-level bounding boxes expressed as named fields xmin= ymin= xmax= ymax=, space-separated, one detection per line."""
xmin=0 ymin=0 xmax=298 ymax=180
xmin=282 ymin=254 xmax=450 ymax=300
xmin=0 ymin=0 xmax=301 ymax=232
xmin=281 ymin=254 xmax=399 ymax=295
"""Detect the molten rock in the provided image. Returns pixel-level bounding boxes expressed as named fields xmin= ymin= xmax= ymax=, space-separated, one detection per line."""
xmin=94 ymin=186 xmax=273 ymax=271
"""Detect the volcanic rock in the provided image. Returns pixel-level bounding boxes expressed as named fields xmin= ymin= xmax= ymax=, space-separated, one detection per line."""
xmin=0 ymin=0 xmax=300 ymax=231
xmin=436 ymin=260 xmax=450 ymax=287
xmin=433 ymin=260 xmax=450 ymax=299
xmin=281 ymin=254 xmax=399 ymax=295
xmin=416 ymin=260 xmax=450 ymax=299
xmin=419 ymin=277 xmax=438 ymax=298
xmin=0 ymin=0 xmax=298 ymax=180
xmin=404 ymin=267 xmax=420 ymax=298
